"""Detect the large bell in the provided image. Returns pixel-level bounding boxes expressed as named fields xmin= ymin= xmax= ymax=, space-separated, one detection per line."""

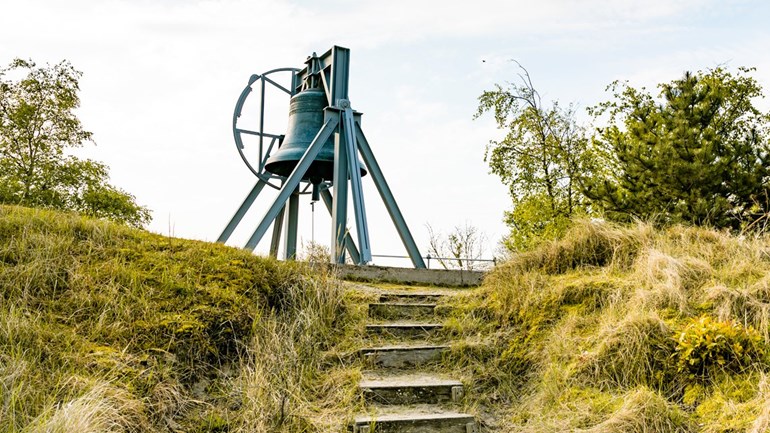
xmin=264 ymin=88 xmax=367 ymax=181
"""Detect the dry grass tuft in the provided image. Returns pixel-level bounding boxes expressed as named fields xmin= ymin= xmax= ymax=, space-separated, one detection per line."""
xmin=631 ymin=249 xmax=711 ymax=312
xmin=235 ymin=275 xmax=357 ymax=432
xmin=25 ymin=382 xmax=149 ymax=433
xmin=583 ymin=387 xmax=692 ymax=433
xmin=450 ymin=219 xmax=770 ymax=432
xmin=579 ymin=311 xmax=673 ymax=391
xmin=749 ymin=376 xmax=770 ymax=433
xmin=706 ymin=283 xmax=770 ymax=341
xmin=503 ymin=219 xmax=651 ymax=274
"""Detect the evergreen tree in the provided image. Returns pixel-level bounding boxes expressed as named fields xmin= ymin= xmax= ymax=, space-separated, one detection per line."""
xmin=585 ymin=67 xmax=770 ymax=229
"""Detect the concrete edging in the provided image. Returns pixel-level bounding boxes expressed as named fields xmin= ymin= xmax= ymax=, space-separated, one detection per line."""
xmin=334 ymin=264 xmax=484 ymax=287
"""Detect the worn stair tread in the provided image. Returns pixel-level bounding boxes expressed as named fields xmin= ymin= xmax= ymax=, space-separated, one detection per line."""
xmin=360 ymin=373 xmax=462 ymax=388
xmin=360 ymin=373 xmax=466 ymax=405
xmin=366 ymin=322 xmax=443 ymax=328
xmin=379 ymin=292 xmax=445 ymax=301
xmin=359 ymin=345 xmax=449 ymax=368
xmin=369 ymin=302 xmax=437 ymax=308
xmin=379 ymin=291 xmax=447 ymax=295
xmin=353 ymin=410 xmax=474 ymax=423
xmin=360 ymin=344 xmax=450 ymax=352
xmin=350 ymin=406 xmax=477 ymax=432
xmin=379 ymin=291 xmax=445 ymax=295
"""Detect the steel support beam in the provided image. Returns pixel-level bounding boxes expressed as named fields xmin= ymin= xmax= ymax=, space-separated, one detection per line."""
xmin=329 ymin=47 xmax=350 ymax=105
xmin=331 ymin=123 xmax=349 ymax=264
xmin=293 ymin=46 xmax=350 ymax=104
xmin=342 ymin=107 xmax=371 ymax=263
xmin=320 ymin=188 xmax=361 ymax=264
xmin=284 ymin=189 xmax=300 ymax=260
xmin=269 ymin=205 xmax=285 ymax=258
xmin=217 ymin=179 xmax=267 ymax=243
xmin=355 ymin=123 xmax=426 ymax=268
xmin=244 ymin=115 xmax=339 ymax=250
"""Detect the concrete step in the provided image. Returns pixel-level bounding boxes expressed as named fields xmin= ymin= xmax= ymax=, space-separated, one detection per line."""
xmin=360 ymin=373 xmax=464 ymax=405
xmin=365 ymin=322 xmax=443 ymax=339
xmin=369 ymin=303 xmax=436 ymax=320
xmin=379 ymin=292 xmax=444 ymax=304
xmin=360 ymin=344 xmax=448 ymax=369
xmin=350 ymin=409 xmax=476 ymax=432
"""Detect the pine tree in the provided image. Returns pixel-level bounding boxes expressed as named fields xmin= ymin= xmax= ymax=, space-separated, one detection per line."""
xmin=584 ymin=67 xmax=770 ymax=229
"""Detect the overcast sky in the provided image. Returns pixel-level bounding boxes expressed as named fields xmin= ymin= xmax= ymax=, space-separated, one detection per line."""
xmin=2 ymin=0 xmax=769 ymax=266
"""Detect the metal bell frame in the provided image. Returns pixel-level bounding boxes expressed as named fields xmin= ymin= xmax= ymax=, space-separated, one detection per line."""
xmin=218 ymin=46 xmax=426 ymax=268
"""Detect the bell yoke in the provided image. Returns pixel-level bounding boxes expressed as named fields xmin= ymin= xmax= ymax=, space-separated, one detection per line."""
xmin=219 ymin=46 xmax=425 ymax=269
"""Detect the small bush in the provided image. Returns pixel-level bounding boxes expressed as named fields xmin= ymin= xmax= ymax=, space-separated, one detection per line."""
xmin=673 ymin=315 xmax=766 ymax=378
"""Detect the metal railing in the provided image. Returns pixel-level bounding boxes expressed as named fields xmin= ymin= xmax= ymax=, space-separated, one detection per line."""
xmin=371 ymin=254 xmax=497 ymax=270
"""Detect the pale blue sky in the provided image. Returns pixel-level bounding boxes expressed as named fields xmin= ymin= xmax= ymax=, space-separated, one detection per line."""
xmin=1 ymin=0 xmax=769 ymax=264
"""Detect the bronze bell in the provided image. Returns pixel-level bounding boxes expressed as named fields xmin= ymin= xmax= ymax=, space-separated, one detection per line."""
xmin=264 ymin=88 xmax=367 ymax=182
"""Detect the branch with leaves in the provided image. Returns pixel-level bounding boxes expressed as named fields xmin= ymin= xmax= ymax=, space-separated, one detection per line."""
xmin=0 ymin=58 xmax=150 ymax=227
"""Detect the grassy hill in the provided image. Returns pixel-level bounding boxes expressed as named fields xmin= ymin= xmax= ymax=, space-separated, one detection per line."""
xmin=3 ymin=205 xmax=770 ymax=432
xmin=442 ymin=220 xmax=770 ymax=432
xmin=0 ymin=205 xmax=357 ymax=432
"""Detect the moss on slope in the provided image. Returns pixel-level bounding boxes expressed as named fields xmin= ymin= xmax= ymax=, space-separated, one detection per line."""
xmin=444 ymin=219 xmax=770 ymax=432
xmin=0 ymin=205 xmax=354 ymax=432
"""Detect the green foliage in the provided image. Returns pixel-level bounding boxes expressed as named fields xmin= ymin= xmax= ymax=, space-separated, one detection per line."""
xmin=0 ymin=59 xmax=150 ymax=227
xmin=476 ymin=63 xmax=595 ymax=250
xmin=501 ymin=192 xmax=575 ymax=251
xmin=673 ymin=315 xmax=766 ymax=378
xmin=585 ymin=67 xmax=770 ymax=230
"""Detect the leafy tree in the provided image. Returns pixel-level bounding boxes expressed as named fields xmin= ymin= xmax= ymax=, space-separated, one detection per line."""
xmin=585 ymin=67 xmax=770 ymax=229
xmin=476 ymin=63 xmax=594 ymax=250
xmin=0 ymin=58 xmax=150 ymax=227
xmin=426 ymin=222 xmax=488 ymax=270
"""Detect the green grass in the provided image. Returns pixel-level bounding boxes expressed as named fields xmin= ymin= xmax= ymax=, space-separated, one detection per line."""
xmin=7 ymin=206 xmax=770 ymax=432
xmin=440 ymin=219 xmax=770 ymax=432
xmin=0 ymin=205 xmax=360 ymax=432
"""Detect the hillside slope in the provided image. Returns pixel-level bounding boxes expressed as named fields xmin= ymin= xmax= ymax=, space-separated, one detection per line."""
xmin=5 ymin=205 xmax=770 ymax=432
xmin=0 ymin=205 xmax=357 ymax=432
xmin=442 ymin=220 xmax=770 ymax=432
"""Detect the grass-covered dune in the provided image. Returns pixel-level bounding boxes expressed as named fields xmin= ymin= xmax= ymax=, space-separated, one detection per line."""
xmin=0 ymin=205 xmax=356 ymax=432
xmin=7 ymin=204 xmax=770 ymax=433
xmin=445 ymin=220 xmax=770 ymax=432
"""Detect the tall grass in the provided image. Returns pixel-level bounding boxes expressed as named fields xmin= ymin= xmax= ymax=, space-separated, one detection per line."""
xmin=0 ymin=205 xmax=355 ymax=432
xmin=445 ymin=219 xmax=770 ymax=432
xmin=236 ymin=273 xmax=360 ymax=431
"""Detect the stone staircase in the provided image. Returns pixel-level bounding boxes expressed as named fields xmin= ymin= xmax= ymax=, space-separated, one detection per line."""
xmin=350 ymin=289 xmax=477 ymax=432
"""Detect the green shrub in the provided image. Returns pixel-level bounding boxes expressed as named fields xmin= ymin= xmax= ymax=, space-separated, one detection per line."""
xmin=673 ymin=315 xmax=766 ymax=378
